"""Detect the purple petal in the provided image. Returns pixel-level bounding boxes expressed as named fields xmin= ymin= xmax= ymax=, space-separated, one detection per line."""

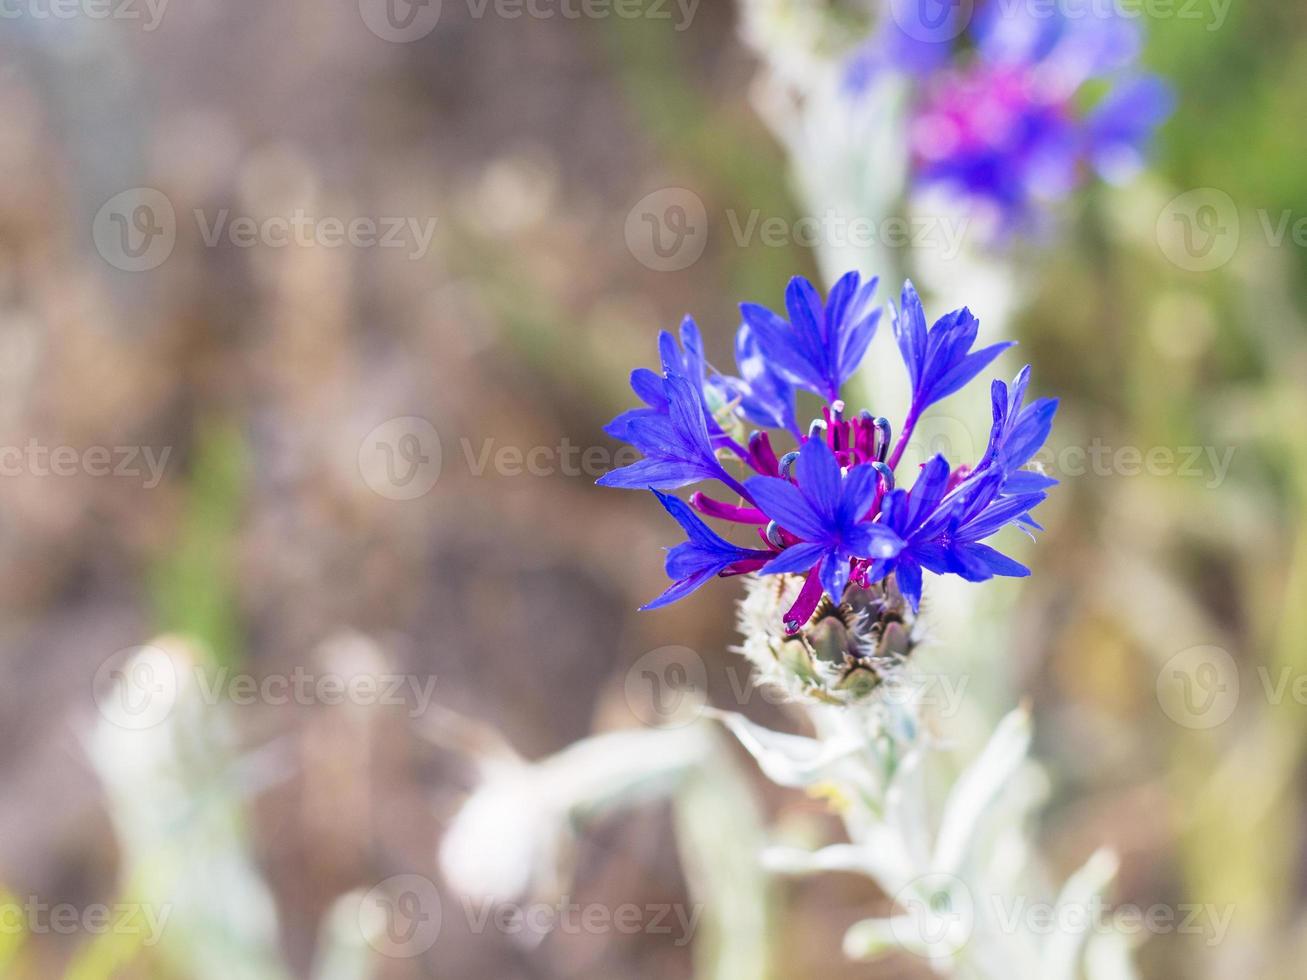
xmin=745 ymin=476 xmax=827 ymax=542
xmin=960 ymin=542 xmax=1031 ymax=578
xmin=846 ymin=522 xmax=904 ymax=560
xmin=928 ymin=341 xmax=1016 ymax=405
xmin=761 ymin=541 xmax=829 ymax=576
xmin=895 ymin=560 xmax=924 ymax=612
xmin=818 ymin=551 xmax=851 ymax=602
xmin=795 ymin=437 xmax=843 ymax=524
xmin=597 ymin=457 xmax=712 ymax=490
xmin=640 ymin=567 xmax=719 ymax=610
xmin=837 ymin=462 xmax=881 ymax=527
xmin=893 ymin=280 xmax=928 ymax=388
xmin=905 ymin=455 xmax=951 ymax=530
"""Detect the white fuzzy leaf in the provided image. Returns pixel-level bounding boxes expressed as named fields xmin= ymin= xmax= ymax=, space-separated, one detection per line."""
xmin=708 ymin=707 xmax=861 ymax=787
xmin=932 ymin=707 xmax=1032 ymax=875
xmin=1040 ymin=849 xmax=1120 ymax=980
xmin=763 ymin=833 xmax=917 ymax=893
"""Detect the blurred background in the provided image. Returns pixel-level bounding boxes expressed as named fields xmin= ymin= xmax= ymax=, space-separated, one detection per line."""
xmin=0 ymin=0 xmax=1305 ymax=977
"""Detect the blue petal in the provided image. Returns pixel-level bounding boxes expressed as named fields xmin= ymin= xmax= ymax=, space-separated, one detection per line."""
xmin=947 ymin=542 xmax=1001 ymax=582
xmin=746 ymin=476 xmax=827 ymax=542
xmin=846 ymin=522 xmax=904 ymax=560
xmin=761 ymin=541 xmax=829 ymax=577
xmin=895 ymin=560 xmax=924 ymax=612
xmin=959 ymin=542 xmax=1031 ymax=578
xmin=905 ymin=455 xmax=952 ymax=530
xmin=837 ymin=462 xmax=881 ymax=528
xmin=1003 ymin=470 xmax=1059 ymax=494
xmin=959 ymin=490 xmax=1047 ymax=540
xmin=795 ymin=438 xmax=843 ymax=526
xmin=654 ymin=489 xmax=740 ymax=554
xmin=630 ymin=368 xmax=668 ymax=409
xmin=604 ymin=407 xmax=657 ymax=441
xmin=927 ymin=341 xmax=1015 ymax=405
xmin=818 ymin=551 xmax=851 ymax=602
xmin=597 ymin=457 xmax=713 ymax=490
xmin=598 ymin=373 xmax=732 ymax=491
xmin=743 ymin=274 xmax=880 ymax=403
xmin=1003 ymin=398 xmax=1058 ymax=469
xmin=715 ymin=323 xmax=798 ymax=433
xmin=785 ymin=277 xmax=828 ymax=369
xmin=912 ymin=541 xmax=953 ymax=575
xmin=642 ymin=490 xmax=772 ymax=609
xmin=892 ymin=280 xmax=929 ymax=389
xmin=640 ymin=567 xmax=720 ymax=610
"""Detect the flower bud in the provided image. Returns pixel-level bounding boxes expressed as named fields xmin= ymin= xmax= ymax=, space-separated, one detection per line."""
xmin=736 ymin=573 xmax=918 ymax=705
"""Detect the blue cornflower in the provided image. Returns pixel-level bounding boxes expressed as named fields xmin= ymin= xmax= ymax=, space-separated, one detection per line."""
xmin=890 ymin=281 xmax=1012 ymax=463
xmin=641 ymin=490 xmax=774 ymax=609
xmin=871 ymin=457 xmax=1046 ymax=611
xmin=740 ymin=272 xmax=881 ymax=404
xmin=598 ymin=372 xmax=751 ymax=499
xmin=746 ymin=438 xmax=901 ymax=603
xmin=599 ymin=273 xmax=1057 ymax=628
xmin=1085 ymin=75 xmax=1174 ymax=181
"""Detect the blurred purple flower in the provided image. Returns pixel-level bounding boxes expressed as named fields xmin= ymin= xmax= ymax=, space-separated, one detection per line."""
xmin=846 ymin=0 xmax=1173 ymax=228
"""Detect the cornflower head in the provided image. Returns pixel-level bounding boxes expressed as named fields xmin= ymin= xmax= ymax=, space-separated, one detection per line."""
xmin=844 ymin=0 xmax=1173 ymax=232
xmin=600 ymin=272 xmax=1057 ymax=701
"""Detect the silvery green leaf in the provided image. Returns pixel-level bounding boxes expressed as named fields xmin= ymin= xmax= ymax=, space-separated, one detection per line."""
xmin=440 ymin=725 xmax=712 ymax=903
xmin=439 ymin=760 xmax=562 ymax=904
xmin=932 ymin=707 xmax=1032 ymax=875
xmin=762 ymin=836 xmax=915 ymax=893
xmin=843 ymin=873 xmax=981 ymax=969
xmin=708 ymin=707 xmax=861 ymax=787
xmin=540 ymin=725 xmax=711 ymax=817
xmin=975 ymin=766 xmax=1051 ymax=893
xmin=883 ymin=743 xmax=934 ymax=870
xmin=1040 ymin=849 xmax=1120 ymax=980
